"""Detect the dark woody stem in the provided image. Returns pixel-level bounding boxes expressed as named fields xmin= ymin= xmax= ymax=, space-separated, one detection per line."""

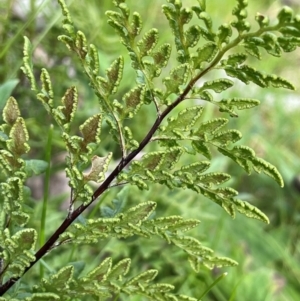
xmin=0 ymin=63 xmax=213 ymax=295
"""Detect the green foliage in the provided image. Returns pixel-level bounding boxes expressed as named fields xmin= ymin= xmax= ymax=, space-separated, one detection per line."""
xmin=0 ymin=81 xmax=19 ymax=110
xmin=0 ymin=0 xmax=299 ymax=300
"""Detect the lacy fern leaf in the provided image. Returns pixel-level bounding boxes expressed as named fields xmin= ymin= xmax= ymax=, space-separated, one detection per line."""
xmin=1 ymin=0 xmax=299 ymax=299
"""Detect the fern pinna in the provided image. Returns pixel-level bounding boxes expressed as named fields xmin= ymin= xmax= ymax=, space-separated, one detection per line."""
xmin=0 ymin=0 xmax=299 ymax=299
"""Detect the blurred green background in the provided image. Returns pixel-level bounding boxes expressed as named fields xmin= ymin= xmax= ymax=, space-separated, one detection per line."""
xmin=1 ymin=0 xmax=300 ymax=300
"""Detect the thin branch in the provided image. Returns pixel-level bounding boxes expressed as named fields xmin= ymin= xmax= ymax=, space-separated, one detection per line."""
xmin=67 ymin=188 xmax=74 ymax=218
xmin=109 ymin=181 xmax=129 ymax=189
xmin=114 ymin=114 xmax=127 ymax=158
xmin=0 ymin=64 xmax=213 ymax=296
xmin=0 ymin=22 xmax=282 ymax=295
xmin=152 ymin=94 xmax=161 ymax=116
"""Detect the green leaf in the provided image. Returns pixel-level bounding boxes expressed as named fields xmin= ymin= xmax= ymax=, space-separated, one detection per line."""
xmin=199 ymin=26 xmax=216 ymax=42
xmin=15 ymin=228 xmax=37 ymax=250
xmin=217 ymin=144 xmax=284 ymax=187
xmin=197 ymin=172 xmax=231 ymax=186
xmin=249 ymin=157 xmax=284 ymax=187
xmin=137 ymin=28 xmax=158 ymax=57
xmin=144 ymin=44 xmax=171 ymax=78
xmin=0 ymin=131 xmax=8 ymax=142
xmin=244 ymin=36 xmax=265 ymax=47
xmin=8 ymin=117 xmax=30 ymax=155
xmin=117 ymin=2 xmax=130 ymax=20
xmin=163 ymin=63 xmax=190 ymax=94
xmin=132 ymin=152 xmax=164 ymax=172
xmin=40 ymin=68 xmax=54 ymax=103
xmin=131 ymin=147 xmax=183 ymax=173
xmin=176 ymin=161 xmax=211 ymax=175
xmin=122 ymin=85 xmax=146 ymax=118
xmin=185 ymin=25 xmax=201 ymax=48
xmin=163 ymin=106 xmax=203 ymax=133
xmin=201 ymin=78 xmax=234 ymax=93
xmin=101 ymin=187 xmax=128 ymax=218
xmin=121 ymin=202 xmax=156 ymax=223
xmin=224 ymin=66 xmax=248 ymax=84
xmin=79 ymin=114 xmax=102 ymax=145
xmin=262 ymin=32 xmax=282 ymax=57
xmin=202 ymin=256 xmax=238 ymax=269
xmin=0 ymin=177 xmax=31 ymax=225
xmin=2 ymin=228 xmax=37 ymax=277
xmin=49 ymin=265 xmax=74 ymax=290
xmin=215 ymin=187 xmax=238 ymax=198
xmin=277 ymin=6 xmax=294 ymax=24
xmin=255 ymin=13 xmax=269 ymax=28
xmin=238 ymin=65 xmax=267 ymax=87
xmin=231 ymin=0 xmax=250 ymax=33
xmin=172 ymin=236 xmax=213 ymax=255
xmin=86 ymin=257 xmax=112 ymax=281
xmin=0 ymin=79 xmax=19 ymax=110
xmin=278 ymin=36 xmax=300 ymax=52
xmin=221 ymin=199 xmax=236 ymax=217
xmin=265 ymin=74 xmax=295 ymax=90
xmin=191 ymin=141 xmax=211 ymax=159
xmin=195 ymin=118 xmax=228 ymax=135
xmin=232 ymin=199 xmax=269 ymax=223
xmin=231 ymin=20 xmax=251 ymax=34
xmin=151 ymin=216 xmax=200 ymax=233
xmin=148 ymin=283 xmax=174 ymax=293
xmin=217 ymin=146 xmax=252 ymax=174
xmin=211 ymin=129 xmax=242 ymax=146
xmin=106 ymin=11 xmax=127 ymax=40
xmin=69 ymin=261 xmax=86 ymax=278
xmin=107 ymin=258 xmax=131 ymax=280
xmin=106 ymin=56 xmax=124 ymax=94
xmin=75 ymin=31 xmax=88 ymax=59
xmin=234 ymin=65 xmax=294 ymax=91
xmin=83 ymin=153 xmax=112 ymax=183
xmin=217 ymin=23 xmax=232 ymax=45
xmin=192 ymin=0 xmax=206 ymax=14
xmin=180 ymin=8 xmax=193 ymax=25
xmin=244 ymin=43 xmax=261 ymax=59
xmin=88 ymin=44 xmax=100 ymax=75
xmin=152 ymin=43 xmax=172 ymax=69
xmin=0 ymin=149 xmax=18 ymax=172
xmin=196 ymin=90 xmax=213 ymax=102
xmin=193 ymin=42 xmax=218 ymax=69
xmin=161 ymin=147 xmax=184 ymax=170
xmin=188 ymin=255 xmax=202 ymax=272
xmin=3 ymin=96 xmax=21 ymax=126
xmin=21 ymin=36 xmax=37 ymax=91
xmin=198 ymin=0 xmax=206 ymax=11
xmin=196 ymin=185 xmax=235 ymax=215
xmin=126 ymin=269 xmax=158 ymax=286
xmin=279 ymin=26 xmax=300 ymax=37
xmin=57 ymin=34 xmax=74 ymax=52
xmin=124 ymin=126 xmax=139 ymax=149
xmin=131 ymin=12 xmax=143 ymax=36
xmin=177 ymin=294 xmax=198 ymax=301
xmin=162 ymin=3 xmax=191 ymax=63
xmin=231 ymin=145 xmax=256 ymax=158
xmin=198 ymin=12 xmax=213 ymax=30
xmin=60 ymin=86 xmax=78 ymax=126
xmin=218 ymin=98 xmax=260 ymax=116
xmin=24 ymin=160 xmax=48 ymax=177
xmin=222 ymin=53 xmax=247 ymax=66
xmin=58 ymin=0 xmax=73 ymax=28
xmin=130 ymin=175 xmax=149 ymax=190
